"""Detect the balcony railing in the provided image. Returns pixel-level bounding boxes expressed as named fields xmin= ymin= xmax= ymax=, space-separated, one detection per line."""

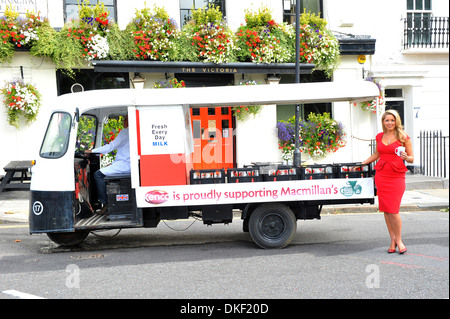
xmin=403 ymin=16 xmax=449 ymax=49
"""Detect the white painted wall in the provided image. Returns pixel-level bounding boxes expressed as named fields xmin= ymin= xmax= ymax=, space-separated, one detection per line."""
xmin=324 ymin=0 xmax=449 ymax=167
xmin=0 ymin=52 xmax=58 ymax=173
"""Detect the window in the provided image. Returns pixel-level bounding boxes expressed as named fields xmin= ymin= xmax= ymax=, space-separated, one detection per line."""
xmin=57 ymin=70 xmax=129 ymax=96
xmin=406 ymin=0 xmax=432 ymax=47
xmin=64 ymin=0 xmax=117 ymax=22
xmin=76 ymin=115 xmax=98 ymax=153
xmin=40 ymin=112 xmax=72 ymax=158
xmin=180 ymin=0 xmax=225 ymax=26
xmin=277 ymin=72 xmax=332 ymax=121
xmin=283 ymin=0 xmax=323 ymax=24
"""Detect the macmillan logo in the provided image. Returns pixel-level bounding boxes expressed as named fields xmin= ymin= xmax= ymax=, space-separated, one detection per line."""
xmin=340 ymin=181 xmax=362 ymax=197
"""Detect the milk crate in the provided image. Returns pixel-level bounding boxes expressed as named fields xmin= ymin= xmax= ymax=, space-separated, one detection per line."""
xmin=300 ymin=164 xmax=335 ymax=180
xmin=190 ymin=169 xmax=225 ymax=184
xmin=227 ymin=168 xmax=262 ymax=183
xmin=334 ymin=163 xmax=372 ymax=178
xmin=264 ymin=165 xmax=299 ymax=182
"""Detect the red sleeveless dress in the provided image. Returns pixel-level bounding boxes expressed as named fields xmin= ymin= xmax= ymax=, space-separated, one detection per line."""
xmin=374 ymin=132 xmax=409 ymax=214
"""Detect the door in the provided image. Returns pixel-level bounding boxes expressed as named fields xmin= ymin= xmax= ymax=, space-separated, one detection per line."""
xmin=191 ymin=107 xmax=234 ymax=170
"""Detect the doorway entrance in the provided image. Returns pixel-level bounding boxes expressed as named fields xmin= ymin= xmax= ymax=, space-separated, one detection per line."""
xmin=384 ymin=88 xmax=405 ymax=128
xmin=175 ymin=73 xmax=235 ymax=170
xmin=191 ymin=107 xmax=234 ymax=170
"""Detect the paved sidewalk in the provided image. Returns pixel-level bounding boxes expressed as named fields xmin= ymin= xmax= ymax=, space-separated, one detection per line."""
xmin=0 ymin=174 xmax=448 ymax=223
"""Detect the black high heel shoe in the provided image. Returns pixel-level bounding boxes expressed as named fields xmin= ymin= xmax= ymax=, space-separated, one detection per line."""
xmin=399 ymin=247 xmax=407 ymax=254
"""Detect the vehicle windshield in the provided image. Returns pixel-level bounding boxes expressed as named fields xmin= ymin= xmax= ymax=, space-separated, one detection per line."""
xmin=40 ymin=112 xmax=72 ymax=158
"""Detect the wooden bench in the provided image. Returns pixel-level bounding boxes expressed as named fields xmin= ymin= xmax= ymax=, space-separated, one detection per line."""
xmin=0 ymin=161 xmax=32 ymax=192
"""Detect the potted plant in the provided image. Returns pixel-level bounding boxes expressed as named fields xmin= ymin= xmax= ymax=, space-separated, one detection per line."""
xmin=235 ymin=7 xmax=294 ymax=64
xmin=356 ymin=75 xmax=385 ymax=114
xmin=0 ymin=5 xmax=50 ymax=63
xmin=126 ymin=6 xmax=179 ymax=61
xmin=231 ymin=80 xmax=263 ymax=121
xmin=177 ymin=4 xmax=236 ymax=63
xmin=153 ymin=77 xmax=186 ymax=88
xmin=277 ymin=112 xmax=346 ymax=161
xmin=1 ymin=79 xmax=41 ymax=129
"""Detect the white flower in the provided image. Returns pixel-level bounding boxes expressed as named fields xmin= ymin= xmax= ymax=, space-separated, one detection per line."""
xmin=85 ymin=34 xmax=109 ymax=62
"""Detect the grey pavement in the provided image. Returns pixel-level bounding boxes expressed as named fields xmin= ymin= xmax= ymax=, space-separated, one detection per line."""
xmin=0 ymin=173 xmax=448 ymax=224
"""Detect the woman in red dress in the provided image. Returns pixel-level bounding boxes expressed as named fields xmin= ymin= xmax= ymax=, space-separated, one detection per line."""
xmin=362 ymin=110 xmax=414 ymax=254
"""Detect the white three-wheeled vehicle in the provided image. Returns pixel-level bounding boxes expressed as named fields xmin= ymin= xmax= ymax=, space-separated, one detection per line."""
xmin=29 ymin=81 xmax=379 ymax=248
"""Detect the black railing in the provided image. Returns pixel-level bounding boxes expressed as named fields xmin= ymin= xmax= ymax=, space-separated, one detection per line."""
xmin=404 ymin=16 xmax=449 ymax=49
xmin=419 ymin=130 xmax=449 ymax=178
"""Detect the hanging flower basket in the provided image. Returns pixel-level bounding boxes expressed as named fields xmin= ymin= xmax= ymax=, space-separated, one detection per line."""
xmin=127 ymin=6 xmax=179 ymax=61
xmin=235 ymin=7 xmax=294 ymax=64
xmin=356 ymin=76 xmax=385 ymax=114
xmin=153 ymin=78 xmax=186 ymax=88
xmin=1 ymin=79 xmax=41 ymax=128
xmin=232 ymin=80 xmax=262 ymax=121
xmin=277 ymin=112 xmax=347 ymax=160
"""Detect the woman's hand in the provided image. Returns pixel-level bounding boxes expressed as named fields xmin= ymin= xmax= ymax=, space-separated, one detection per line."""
xmin=401 ymin=151 xmax=413 ymax=163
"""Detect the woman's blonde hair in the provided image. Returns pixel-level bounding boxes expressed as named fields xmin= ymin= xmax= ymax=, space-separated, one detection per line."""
xmin=381 ymin=109 xmax=408 ymax=143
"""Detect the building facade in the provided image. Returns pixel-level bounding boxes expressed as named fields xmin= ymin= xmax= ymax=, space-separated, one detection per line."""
xmin=1 ymin=0 xmax=448 ymax=175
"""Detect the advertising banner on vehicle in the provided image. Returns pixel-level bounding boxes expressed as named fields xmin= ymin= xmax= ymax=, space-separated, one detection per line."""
xmin=135 ymin=178 xmax=374 ymax=208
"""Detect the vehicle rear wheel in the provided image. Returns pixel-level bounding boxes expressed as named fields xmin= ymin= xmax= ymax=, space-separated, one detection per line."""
xmin=248 ymin=203 xmax=297 ymax=249
xmin=47 ymin=231 xmax=89 ymax=246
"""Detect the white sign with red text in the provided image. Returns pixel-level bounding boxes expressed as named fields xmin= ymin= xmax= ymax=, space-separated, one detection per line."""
xmin=135 ymin=178 xmax=374 ymax=208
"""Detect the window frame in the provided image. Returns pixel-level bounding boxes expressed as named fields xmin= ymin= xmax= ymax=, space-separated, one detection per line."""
xmin=76 ymin=114 xmax=98 ymax=153
xmin=64 ymin=0 xmax=117 ymax=23
xmin=405 ymin=0 xmax=433 ymax=46
xmin=180 ymin=0 xmax=226 ymax=27
xmin=40 ymin=112 xmax=73 ymax=159
xmin=283 ymin=0 xmax=324 ymax=24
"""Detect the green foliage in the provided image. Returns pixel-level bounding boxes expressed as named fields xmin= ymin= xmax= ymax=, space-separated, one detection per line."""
xmin=1 ymin=4 xmax=341 ymax=78
xmin=244 ymin=6 xmax=273 ymax=28
xmin=236 ymin=8 xmax=294 ymax=63
xmin=191 ymin=4 xmax=223 ymax=25
xmin=231 ymin=80 xmax=262 ymax=121
xmin=49 ymin=24 xmax=87 ymax=76
xmin=180 ymin=4 xmax=235 ymax=63
xmin=77 ymin=0 xmax=110 ymax=36
xmin=0 ymin=41 xmax=15 ymax=63
xmin=101 ymin=116 xmax=124 ymax=165
xmin=1 ymin=7 xmax=51 ymax=63
xmin=126 ymin=6 xmax=179 ymax=61
xmin=277 ymin=112 xmax=347 ymax=160
xmin=76 ymin=116 xmax=97 ymax=152
xmin=299 ymin=10 xmax=327 ymax=29
xmin=107 ymin=23 xmax=136 ymax=60
xmin=1 ymin=79 xmax=41 ymax=129
xmin=153 ymin=78 xmax=186 ymax=88
xmin=76 ymin=115 xmax=125 ymax=165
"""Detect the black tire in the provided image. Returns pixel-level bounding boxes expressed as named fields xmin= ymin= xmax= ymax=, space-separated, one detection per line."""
xmin=248 ymin=203 xmax=297 ymax=249
xmin=47 ymin=231 xmax=89 ymax=246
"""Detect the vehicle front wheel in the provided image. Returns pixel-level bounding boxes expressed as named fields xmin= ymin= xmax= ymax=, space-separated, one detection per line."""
xmin=248 ymin=203 xmax=297 ymax=249
xmin=47 ymin=231 xmax=89 ymax=246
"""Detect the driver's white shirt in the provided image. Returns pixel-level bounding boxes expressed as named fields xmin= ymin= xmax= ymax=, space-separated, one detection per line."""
xmin=92 ymin=128 xmax=130 ymax=176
